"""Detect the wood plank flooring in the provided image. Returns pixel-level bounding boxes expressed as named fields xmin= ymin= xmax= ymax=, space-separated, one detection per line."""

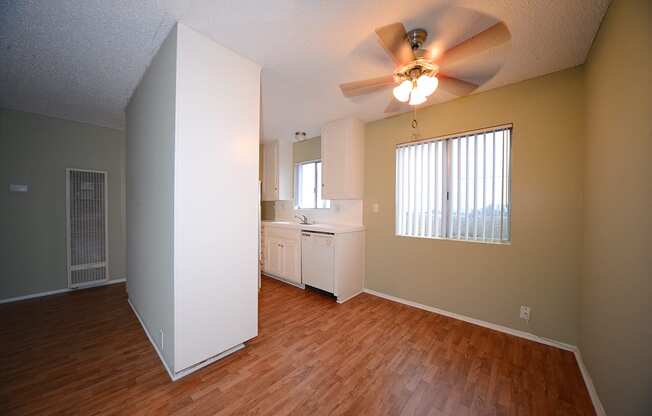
xmin=0 ymin=277 xmax=595 ymax=415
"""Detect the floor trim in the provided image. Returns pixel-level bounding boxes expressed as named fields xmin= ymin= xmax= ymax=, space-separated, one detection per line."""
xmin=0 ymin=278 xmax=126 ymax=304
xmin=336 ymin=290 xmax=363 ymax=304
xmin=363 ymin=288 xmax=575 ymax=351
xmin=128 ymin=299 xmax=245 ymax=382
xmin=261 ymin=272 xmax=305 ymax=289
xmin=127 ymin=299 xmax=176 ymax=380
xmin=363 ymin=288 xmax=605 ymax=416
xmin=174 ymin=343 xmax=245 ymax=381
xmin=573 ymin=349 xmax=607 ymax=416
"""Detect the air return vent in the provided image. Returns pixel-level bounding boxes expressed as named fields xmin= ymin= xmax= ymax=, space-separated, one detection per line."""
xmin=66 ymin=169 xmax=109 ymax=288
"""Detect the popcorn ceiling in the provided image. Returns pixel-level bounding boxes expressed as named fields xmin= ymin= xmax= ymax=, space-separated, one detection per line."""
xmin=0 ymin=0 xmax=610 ymax=134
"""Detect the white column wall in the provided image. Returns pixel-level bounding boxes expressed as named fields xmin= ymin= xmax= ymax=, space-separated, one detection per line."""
xmin=173 ymin=24 xmax=261 ymax=373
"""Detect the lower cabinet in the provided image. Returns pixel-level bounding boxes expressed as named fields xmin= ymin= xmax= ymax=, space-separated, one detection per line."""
xmin=262 ymin=228 xmax=301 ymax=285
xmin=261 ymin=223 xmax=365 ymax=303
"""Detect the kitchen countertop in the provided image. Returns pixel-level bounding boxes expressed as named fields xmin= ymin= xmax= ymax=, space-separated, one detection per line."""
xmin=262 ymin=220 xmax=365 ymax=234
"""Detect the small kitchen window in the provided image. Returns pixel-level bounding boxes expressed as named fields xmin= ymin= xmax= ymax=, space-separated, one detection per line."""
xmin=395 ymin=125 xmax=512 ymax=243
xmin=295 ymin=160 xmax=330 ymax=209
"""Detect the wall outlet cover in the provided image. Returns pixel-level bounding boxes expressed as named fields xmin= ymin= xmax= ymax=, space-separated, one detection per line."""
xmin=520 ymin=306 xmax=531 ymax=321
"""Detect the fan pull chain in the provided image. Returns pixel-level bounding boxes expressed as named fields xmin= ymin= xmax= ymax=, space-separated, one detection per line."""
xmin=411 ymin=107 xmax=420 ymax=140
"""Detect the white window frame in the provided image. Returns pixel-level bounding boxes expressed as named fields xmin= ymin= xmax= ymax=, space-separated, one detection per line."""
xmin=294 ymin=159 xmax=330 ymax=210
xmin=395 ymin=124 xmax=512 ymax=244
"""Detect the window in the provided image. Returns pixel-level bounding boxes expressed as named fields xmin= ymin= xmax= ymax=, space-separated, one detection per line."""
xmin=295 ymin=160 xmax=330 ymax=209
xmin=395 ymin=125 xmax=511 ymax=243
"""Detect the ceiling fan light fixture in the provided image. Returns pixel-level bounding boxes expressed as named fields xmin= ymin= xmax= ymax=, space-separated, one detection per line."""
xmin=393 ymin=80 xmax=412 ymax=103
xmin=416 ymin=74 xmax=438 ymax=97
xmin=408 ymin=89 xmax=427 ymax=106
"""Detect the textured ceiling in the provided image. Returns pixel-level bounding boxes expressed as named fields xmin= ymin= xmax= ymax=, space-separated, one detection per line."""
xmin=0 ymin=0 xmax=610 ymax=140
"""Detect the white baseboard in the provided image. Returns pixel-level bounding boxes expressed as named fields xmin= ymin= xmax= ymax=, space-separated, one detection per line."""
xmin=127 ymin=299 xmax=175 ymax=380
xmin=573 ymin=349 xmax=607 ymax=416
xmin=127 ymin=298 xmax=245 ymax=382
xmin=261 ymin=272 xmax=305 ymax=289
xmin=0 ymin=278 xmax=126 ymax=304
xmin=363 ymin=288 xmax=605 ymax=415
xmin=174 ymin=343 xmax=245 ymax=381
xmin=363 ymin=288 xmax=575 ymax=351
xmin=336 ymin=290 xmax=363 ymax=304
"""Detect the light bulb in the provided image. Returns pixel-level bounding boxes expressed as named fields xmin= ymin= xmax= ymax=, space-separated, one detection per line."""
xmin=409 ymin=89 xmax=427 ymax=105
xmin=416 ymin=74 xmax=438 ymax=97
xmin=392 ymin=80 xmax=412 ymax=103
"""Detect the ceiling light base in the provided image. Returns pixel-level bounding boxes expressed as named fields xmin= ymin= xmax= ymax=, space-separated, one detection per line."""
xmin=406 ymin=29 xmax=428 ymax=50
xmin=393 ymin=59 xmax=439 ymax=83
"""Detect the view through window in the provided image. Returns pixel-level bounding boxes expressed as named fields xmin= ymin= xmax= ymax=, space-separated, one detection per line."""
xmin=295 ymin=160 xmax=330 ymax=209
xmin=395 ymin=126 xmax=512 ymax=243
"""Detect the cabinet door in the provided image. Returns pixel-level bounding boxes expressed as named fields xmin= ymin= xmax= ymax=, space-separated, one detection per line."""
xmin=321 ymin=122 xmax=344 ymax=200
xmin=263 ymin=236 xmax=282 ymax=276
xmin=261 ymin=142 xmax=278 ymax=201
xmin=321 ymin=118 xmax=363 ymax=200
xmin=280 ymin=238 xmax=301 ymax=285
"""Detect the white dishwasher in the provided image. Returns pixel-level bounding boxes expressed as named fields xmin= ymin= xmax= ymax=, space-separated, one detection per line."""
xmin=301 ymin=231 xmax=335 ymax=293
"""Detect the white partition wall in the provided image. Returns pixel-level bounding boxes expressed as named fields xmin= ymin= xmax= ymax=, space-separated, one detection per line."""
xmin=126 ymin=23 xmax=260 ymax=378
xmin=172 ymin=24 xmax=260 ymax=373
xmin=126 ymin=27 xmax=178 ymax=372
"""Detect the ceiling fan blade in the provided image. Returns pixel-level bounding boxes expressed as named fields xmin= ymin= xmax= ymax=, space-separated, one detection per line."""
xmin=375 ymin=23 xmax=416 ymax=66
xmin=385 ymin=98 xmax=405 ymax=113
xmin=438 ymin=74 xmax=479 ymax=96
xmin=439 ymin=22 xmax=511 ymax=68
xmin=340 ymin=74 xmax=395 ymax=97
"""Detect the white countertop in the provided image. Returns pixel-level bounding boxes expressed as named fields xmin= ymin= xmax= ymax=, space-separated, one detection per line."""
xmin=262 ymin=220 xmax=365 ymax=234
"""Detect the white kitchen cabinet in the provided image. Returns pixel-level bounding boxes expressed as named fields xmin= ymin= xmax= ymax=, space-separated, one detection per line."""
xmin=261 ymin=140 xmax=292 ymax=201
xmin=321 ymin=117 xmax=364 ymax=200
xmin=280 ymin=238 xmax=301 ymax=284
xmin=262 ymin=221 xmax=365 ymax=303
xmin=261 ymin=224 xmax=301 ymax=285
xmin=263 ymin=236 xmax=283 ymax=277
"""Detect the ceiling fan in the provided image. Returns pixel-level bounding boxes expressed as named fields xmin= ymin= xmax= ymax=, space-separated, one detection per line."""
xmin=340 ymin=21 xmax=511 ymax=113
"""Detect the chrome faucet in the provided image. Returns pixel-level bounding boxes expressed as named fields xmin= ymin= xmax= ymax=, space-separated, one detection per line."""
xmin=294 ymin=214 xmax=310 ymax=225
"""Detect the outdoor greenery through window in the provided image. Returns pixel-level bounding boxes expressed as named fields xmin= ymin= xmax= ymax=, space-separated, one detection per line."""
xmin=395 ymin=125 xmax=512 ymax=243
xmin=295 ymin=160 xmax=330 ymax=209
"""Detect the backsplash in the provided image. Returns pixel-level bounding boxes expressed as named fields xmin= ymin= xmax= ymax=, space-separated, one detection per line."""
xmin=273 ymin=199 xmax=363 ymax=225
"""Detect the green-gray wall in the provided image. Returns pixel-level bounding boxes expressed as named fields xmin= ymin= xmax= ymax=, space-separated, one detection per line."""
xmin=580 ymin=0 xmax=651 ymax=414
xmin=0 ymin=109 xmax=126 ymax=300
xmin=293 ymin=136 xmax=321 ymax=163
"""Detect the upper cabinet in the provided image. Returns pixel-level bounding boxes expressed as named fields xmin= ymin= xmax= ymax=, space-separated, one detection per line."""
xmin=321 ymin=117 xmax=364 ymax=200
xmin=261 ymin=140 xmax=292 ymax=201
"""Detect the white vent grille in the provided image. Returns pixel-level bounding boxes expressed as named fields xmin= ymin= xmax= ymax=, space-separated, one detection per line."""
xmin=66 ymin=169 xmax=109 ymax=288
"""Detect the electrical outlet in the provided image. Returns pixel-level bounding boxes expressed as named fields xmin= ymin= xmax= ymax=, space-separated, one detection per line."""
xmin=159 ymin=329 xmax=164 ymax=351
xmin=520 ymin=306 xmax=531 ymax=322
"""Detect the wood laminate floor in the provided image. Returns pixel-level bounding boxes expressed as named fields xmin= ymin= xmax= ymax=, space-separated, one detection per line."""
xmin=0 ymin=277 xmax=595 ymax=415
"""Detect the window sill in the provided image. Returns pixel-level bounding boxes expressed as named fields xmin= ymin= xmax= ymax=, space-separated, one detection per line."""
xmin=395 ymin=233 xmax=511 ymax=246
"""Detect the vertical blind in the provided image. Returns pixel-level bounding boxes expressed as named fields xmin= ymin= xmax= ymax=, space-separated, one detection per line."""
xmin=396 ymin=126 xmax=511 ymax=243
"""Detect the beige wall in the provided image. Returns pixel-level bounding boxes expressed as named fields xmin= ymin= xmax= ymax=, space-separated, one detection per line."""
xmin=580 ymin=0 xmax=652 ymax=414
xmin=0 ymin=109 xmax=126 ymax=299
xmin=364 ymin=68 xmax=585 ymax=345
